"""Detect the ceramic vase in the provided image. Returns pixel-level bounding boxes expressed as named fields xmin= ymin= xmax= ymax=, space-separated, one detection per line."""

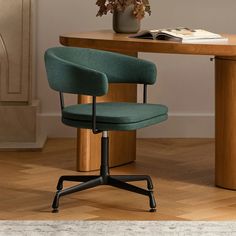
xmin=113 ymin=5 xmax=140 ymax=33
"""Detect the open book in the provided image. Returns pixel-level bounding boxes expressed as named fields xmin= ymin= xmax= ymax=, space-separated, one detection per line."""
xmin=130 ymin=27 xmax=228 ymax=43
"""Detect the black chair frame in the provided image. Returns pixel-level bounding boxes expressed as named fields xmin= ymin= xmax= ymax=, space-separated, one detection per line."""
xmin=52 ymin=84 xmax=156 ymax=212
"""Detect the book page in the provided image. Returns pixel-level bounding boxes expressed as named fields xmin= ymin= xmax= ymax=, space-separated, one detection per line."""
xmin=130 ymin=30 xmax=161 ymax=39
xmin=160 ymin=28 xmax=222 ymax=40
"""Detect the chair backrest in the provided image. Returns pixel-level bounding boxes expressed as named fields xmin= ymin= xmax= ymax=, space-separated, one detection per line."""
xmin=45 ymin=47 xmax=108 ymax=96
xmin=44 ymin=47 xmax=157 ymax=95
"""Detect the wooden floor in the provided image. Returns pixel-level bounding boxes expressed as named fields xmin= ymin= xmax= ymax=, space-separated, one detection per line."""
xmin=0 ymin=138 xmax=236 ymax=220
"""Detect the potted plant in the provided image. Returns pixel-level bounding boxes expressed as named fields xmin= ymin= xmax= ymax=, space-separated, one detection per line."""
xmin=96 ymin=0 xmax=151 ymax=33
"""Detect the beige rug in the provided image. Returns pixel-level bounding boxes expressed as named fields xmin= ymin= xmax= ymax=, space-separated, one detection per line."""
xmin=0 ymin=221 xmax=236 ymax=236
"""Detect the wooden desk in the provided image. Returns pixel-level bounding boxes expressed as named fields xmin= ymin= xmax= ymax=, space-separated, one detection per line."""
xmin=60 ymin=30 xmax=236 ymax=190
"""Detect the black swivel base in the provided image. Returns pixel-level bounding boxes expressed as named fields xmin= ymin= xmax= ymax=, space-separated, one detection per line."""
xmin=52 ymin=132 xmax=156 ymax=213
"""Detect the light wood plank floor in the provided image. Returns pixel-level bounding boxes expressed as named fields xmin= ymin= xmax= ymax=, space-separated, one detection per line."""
xmin=0 ymin=138 xmax=236 ymax=220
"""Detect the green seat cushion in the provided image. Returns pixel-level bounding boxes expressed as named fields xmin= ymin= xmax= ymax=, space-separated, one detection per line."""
xmin=62 ymin=115 xmax=167 ymax=131
xmin=62 ymin=102 xmax=168 ymax=131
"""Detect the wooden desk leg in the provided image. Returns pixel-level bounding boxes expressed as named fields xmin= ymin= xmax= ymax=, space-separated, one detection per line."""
xmin=215 ymin=56 xmax=236 ymax=190
xmin=77 ymin=52 xmax=138 ymax=171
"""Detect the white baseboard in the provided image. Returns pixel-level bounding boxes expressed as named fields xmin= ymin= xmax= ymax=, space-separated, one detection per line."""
xmin=40 ymin=113 xmax=76 ymax=138
xmin=138 ymin=113 xmax=215 ymax=138
xmin=39 ymin=113 xmax=215 ymax=138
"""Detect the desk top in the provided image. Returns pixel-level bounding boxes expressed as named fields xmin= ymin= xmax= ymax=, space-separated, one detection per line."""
xmin=60 ymin=30 xmax=236 ymax=57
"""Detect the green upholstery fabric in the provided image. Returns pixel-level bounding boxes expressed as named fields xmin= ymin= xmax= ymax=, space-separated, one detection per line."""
xmin=45 ymin=47 xmax=157 ymax=95
xmin=62 ymin=102 xmax=168 ymax=131
xmin=62 ymin=114 xmax=167 ymax=131
xmin=63 ymin=102 xmax=167 ymax=123
xmin=45 ymin=48 xmax=108 ymax=96
xmin=44 ymin=46 xmax=168 ymax=132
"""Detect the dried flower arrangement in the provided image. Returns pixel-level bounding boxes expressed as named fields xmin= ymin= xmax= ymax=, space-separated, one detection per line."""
xmin=96 ymin=0 xmax=151 ymax=20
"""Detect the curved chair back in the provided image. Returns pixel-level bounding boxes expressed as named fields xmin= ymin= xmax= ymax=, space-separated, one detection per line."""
xmin=45 ymin=47 xmax=108 ymax=96
xmin=45 ymin=47 xmax=157 ymax=96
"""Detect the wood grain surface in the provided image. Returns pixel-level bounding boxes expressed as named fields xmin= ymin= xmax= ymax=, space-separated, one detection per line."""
xmin=60 ymin=30 xmax=236 ymax=56
xmin=1 ymin=138 xmax=236 ymax=220
xmin=215 ymin=57 xmax=236 ymax=189
xmin=60 ymin=30 xmax=236 ymax=189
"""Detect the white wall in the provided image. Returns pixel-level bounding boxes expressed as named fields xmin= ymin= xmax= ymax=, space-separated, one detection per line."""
xmin=36 ymin=0 xmax=236 ymax=138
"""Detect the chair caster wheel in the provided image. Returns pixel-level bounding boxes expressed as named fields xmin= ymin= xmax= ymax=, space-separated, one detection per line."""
xmin=149 ymin=208 xmax=156 ymax=212
xmin=52 ymin=209 xmax=59 ymax=213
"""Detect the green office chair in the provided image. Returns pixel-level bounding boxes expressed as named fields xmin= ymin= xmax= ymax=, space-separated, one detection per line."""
xmin=44 ymin=47 xmax=168 ymax=213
